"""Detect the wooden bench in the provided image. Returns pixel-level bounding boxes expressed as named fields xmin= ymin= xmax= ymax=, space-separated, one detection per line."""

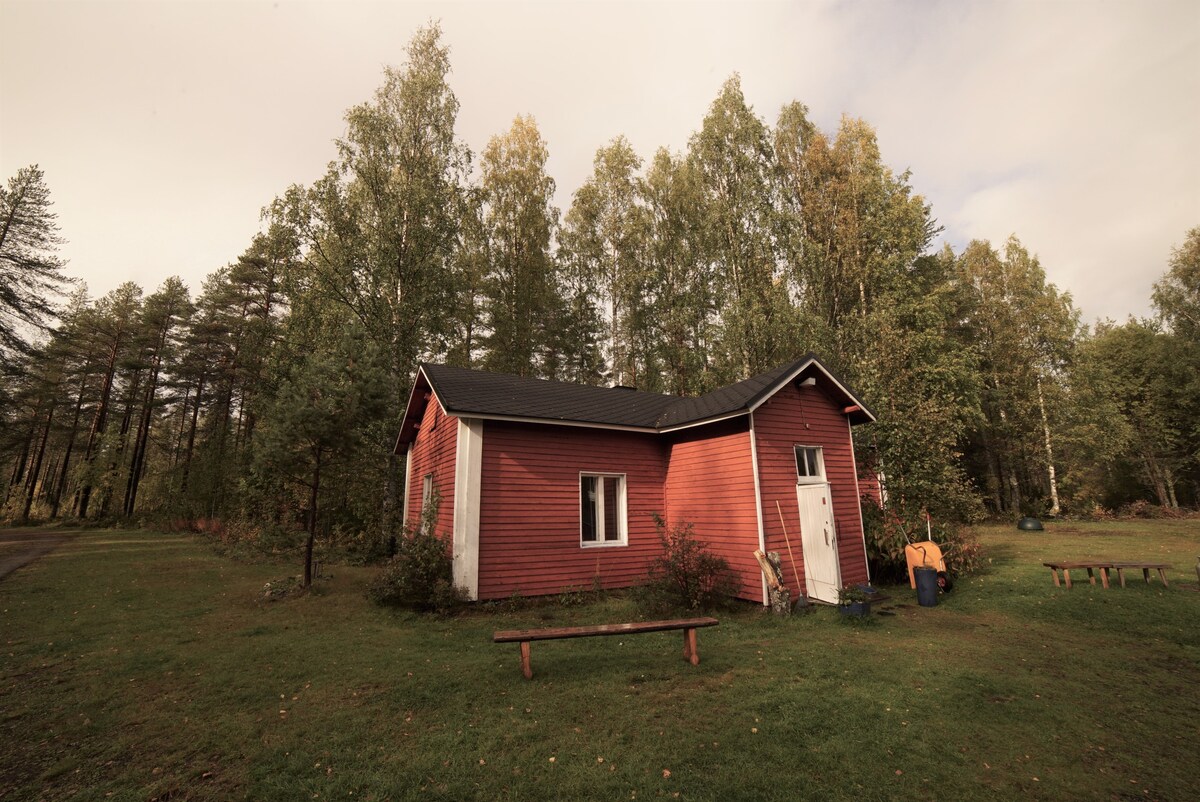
xmin=1043 ymin=561 xmax=1171 ymax=590
xmin=493 ymin=617 xmax=719 ymax=680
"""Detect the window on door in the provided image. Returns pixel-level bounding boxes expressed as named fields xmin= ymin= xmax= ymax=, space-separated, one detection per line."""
xmin=580 ymin=473 xmax=627 ymax=547
xmin=794 ymin=446 xmax=825 ymax=484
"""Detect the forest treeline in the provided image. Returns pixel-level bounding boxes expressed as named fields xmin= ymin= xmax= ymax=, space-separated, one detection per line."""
xmin=2 ymin=26 xmax=1197 ymax=560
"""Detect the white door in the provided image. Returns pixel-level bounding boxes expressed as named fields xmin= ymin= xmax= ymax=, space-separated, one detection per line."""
xmin=797 ymin=482 xmax=841 ymax=603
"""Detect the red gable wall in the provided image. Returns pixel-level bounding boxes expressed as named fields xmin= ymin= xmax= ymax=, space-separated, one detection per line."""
xmin=754 ymin=381 xmax=868 ymax=598
xmin=404 ymin=398 xmax=457 ymax=542
xmin=476 ymin=421 xmax=667 ymax=600
xmin=663 ymin=418 xmax=762 ymax=601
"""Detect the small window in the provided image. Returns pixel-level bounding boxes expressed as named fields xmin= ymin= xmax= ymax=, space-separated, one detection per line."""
xmin=794 ymin=446 xmax=824 ymax=484
xmin=420 ymin=474 xmax=434 ymax=529
xmin=580 ymin=473 xmax=627 ymax=547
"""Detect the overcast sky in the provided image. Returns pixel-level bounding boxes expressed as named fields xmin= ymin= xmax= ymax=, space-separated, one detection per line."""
xmin=2 ymin=0 xmax=1197 ymax=324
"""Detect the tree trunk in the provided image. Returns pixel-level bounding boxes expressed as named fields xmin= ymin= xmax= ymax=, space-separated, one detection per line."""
xmin=50 ymin=372 xmax=89 ymax=519
xmin=304 ymin=449 xmax=321 ymax=588
xmin=172 ymin=386 xmax=191 ymax=468
xmin=1036 ymin=376 xmax=1060 ymax=517
xmin=100 ymin=371 xmax=140 ymax=518
xmin=1142 ymin=453 xmax=1170 ymax=507
xmin=5 ymin=399 xmax=40 ymax=505
xmin=78 ymin=337 xmax=122 ymax=518
xmin=381 ymin=451 xmax=398 ymax=538
xmin=180 ymin=372 xmax=206 ymax=491
xmin=124 ymin=359 xmax=163 ymax=516
xmin=21 ymin=399 xmax=56 ymax=522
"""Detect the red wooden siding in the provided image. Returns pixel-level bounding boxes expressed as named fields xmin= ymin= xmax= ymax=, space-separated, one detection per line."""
xmin=476 ymin=421 xmax=668 ymax=600
xmin=663 ymin=418 xmax=763 ymax=601
xmin=404 ymin=398 xmax=457 ymax=542
xmin=754 ymin=381 xmax=869 ymax=598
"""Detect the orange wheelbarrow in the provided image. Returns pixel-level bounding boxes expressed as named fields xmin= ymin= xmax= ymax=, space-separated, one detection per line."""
xmin=905 ymin=541 xmax=950 ymax=589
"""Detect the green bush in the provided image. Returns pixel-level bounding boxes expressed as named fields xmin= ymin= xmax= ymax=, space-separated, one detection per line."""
xmin=366 ymin=525 xmax=465 ymax=613
xmin=640 ymin=515 xmax=737 ymax=612
xmin=861 ymin=499 xmax=987 ymax=581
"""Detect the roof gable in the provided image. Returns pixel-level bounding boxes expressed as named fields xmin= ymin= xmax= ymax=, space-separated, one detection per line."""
xmin=395 ymin=354 xmax=874 ymax=450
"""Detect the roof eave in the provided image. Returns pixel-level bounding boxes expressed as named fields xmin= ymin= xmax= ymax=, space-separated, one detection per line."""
xmin=394 ymin=365 xmax=434 ymax=451
xmin=746 ymin=353 xmax=876 ymax=423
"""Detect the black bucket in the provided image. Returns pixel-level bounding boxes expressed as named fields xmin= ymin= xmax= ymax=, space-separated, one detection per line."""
xmin=914 ymin=566 xmax=939 ymax=607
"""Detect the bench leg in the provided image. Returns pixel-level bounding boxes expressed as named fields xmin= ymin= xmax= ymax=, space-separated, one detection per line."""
xmin=1142 ymin=568 xmax=1150 ymax=584
xmin=1099 ymin=567 xmax=1110 ymax=589
xmin=1117 ymin=567 xmax=1126 ymax=588
xmin=519 ymin=642 xmax=532 ymax=680
xmin=1049 ymin=568 xmax=1060 ymax=587
xmin=1087 ymin=567 xmax=1096 ymax=585
xmin=682 ymin=628 xmax=699 ymax=666
xmin=1158 ymin=568 xmax=1169 ymax=588
xmin=1063 ymin=568 xmax=1072 ymax=589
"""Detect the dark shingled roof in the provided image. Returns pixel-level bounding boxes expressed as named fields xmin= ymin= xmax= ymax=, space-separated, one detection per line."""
xmin=396 ymin=353 xmax=873 ymax=448
xmin=421 ymin=363 xmax=680 ymax=428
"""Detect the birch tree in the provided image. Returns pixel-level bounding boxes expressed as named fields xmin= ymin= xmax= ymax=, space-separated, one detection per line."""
xmin=478 ymin=115 xmax=561 ymax=377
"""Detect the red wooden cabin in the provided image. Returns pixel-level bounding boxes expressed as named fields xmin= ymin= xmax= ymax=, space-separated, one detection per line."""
xmin=394 ymin=354 xmax=876 ymax=605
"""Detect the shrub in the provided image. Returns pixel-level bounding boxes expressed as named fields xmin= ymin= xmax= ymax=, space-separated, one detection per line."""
xmin=366 ymin=525 xmax=466 ymax=613
xmin=862 ymin=500 xmax=987 ymax=581
xmin=1116 ymin=500 xmax=1184 ymax=520
xmin=641 ymin=515 xmax=737 ymax=612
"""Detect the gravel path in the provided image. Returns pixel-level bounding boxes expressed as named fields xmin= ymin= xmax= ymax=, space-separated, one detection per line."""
xmin=0 ymin=528 xmax=73 ymax=581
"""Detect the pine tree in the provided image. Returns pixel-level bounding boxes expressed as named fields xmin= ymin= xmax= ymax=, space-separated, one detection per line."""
xmin=253 ymin=327 xmax=388 ymax=586
xmin=0 ymin=165 xmax=73 ymax=373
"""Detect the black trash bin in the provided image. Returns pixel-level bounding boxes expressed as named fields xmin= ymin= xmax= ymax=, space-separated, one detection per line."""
xmin=914 ymin=566 xmax=939 ymax=607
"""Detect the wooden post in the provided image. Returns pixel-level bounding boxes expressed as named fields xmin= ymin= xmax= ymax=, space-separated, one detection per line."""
xmin=1157 ymin=568 xmax=1169 ymax=588
xmin=1117 ymin=567 xmax=1126 ymax=587
xmin=766 ymin=551 xmax=791 ymax=614
xmin=1099 ymin=567 xmax=1110 ymax=589
xmin=1086 ymin=567 xmax=1096 ymax=585
xmin=1142 ymin=568 xmax=1150 ymax=584
xmin=519 ymin=642 xmax=532 ymax=680
xmin=1063 ymin=568 xmax=1073 ymax=589
xmin=1050 ymin=567 xmax=1060 ymax=587
xmin=683 ymin=628 xmax=699 ymax=666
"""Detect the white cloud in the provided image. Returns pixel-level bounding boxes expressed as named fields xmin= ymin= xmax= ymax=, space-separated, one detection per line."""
xmin=1 ymin=0 xmax=1196 ymax=322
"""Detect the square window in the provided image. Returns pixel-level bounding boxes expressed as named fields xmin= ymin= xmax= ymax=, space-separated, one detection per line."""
xmin=794 ymin=446 xmax=824 ymax=484
xmin=580 ymin=473 xmax=627 ymax=547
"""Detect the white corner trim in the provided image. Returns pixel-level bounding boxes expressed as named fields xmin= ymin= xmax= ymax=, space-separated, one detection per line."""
xmin=401 ymin=446 xmax=413 ymax=529
xmin=847 ymin=417 xmax=871 ymax=582
xmin=453 ymin=418 xmax=483 ymax=600
xmin=748 ymin=412 xmax=768 ymax=606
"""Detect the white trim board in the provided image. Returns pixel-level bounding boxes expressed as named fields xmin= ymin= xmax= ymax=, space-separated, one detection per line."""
xmin=748 ymin=412 xmax=768 ymax=606
xmin=401 ymin=446 xmax=413 ymax=529
xmin=452 ymin=418 xmax=483 ymax=600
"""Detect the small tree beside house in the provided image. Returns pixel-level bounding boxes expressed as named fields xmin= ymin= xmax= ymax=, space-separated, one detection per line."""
xmin=254 ymin=328 xmax=387 ymax=587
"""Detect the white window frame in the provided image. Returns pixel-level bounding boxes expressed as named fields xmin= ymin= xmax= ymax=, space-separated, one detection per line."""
xmin=794 ymin=445 xmax=826 ymax=485
xmin=420 ymin=473 xmax=434 ymax=529
xmin=579 ymin=472 xmax=628 ymax=548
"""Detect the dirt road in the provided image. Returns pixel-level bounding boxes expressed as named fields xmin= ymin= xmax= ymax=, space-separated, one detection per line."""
xmin=0 ymin=528 xmax=73 ymax=581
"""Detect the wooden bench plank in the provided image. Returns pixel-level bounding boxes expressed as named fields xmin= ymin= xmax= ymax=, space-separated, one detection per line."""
xmin=1043 ymin=561 xmax=1171 ymax=589
xmin=493 ymin=617 xmax=719 ymax=643
xmin=493 ymin=617 xmax=720 ymax=680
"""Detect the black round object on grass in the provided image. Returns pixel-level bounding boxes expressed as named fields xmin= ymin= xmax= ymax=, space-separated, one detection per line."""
xmin=1017 ymin=517 xmax=1044 ymax=531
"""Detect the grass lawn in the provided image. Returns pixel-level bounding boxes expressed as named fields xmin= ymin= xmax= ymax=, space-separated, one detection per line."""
xmin=1 ymin=520 xmax=1197 ymax=801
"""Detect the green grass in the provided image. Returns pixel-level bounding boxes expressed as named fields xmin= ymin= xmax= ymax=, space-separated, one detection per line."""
xmin=1 ymin=520 xmax=1197 ymax=801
